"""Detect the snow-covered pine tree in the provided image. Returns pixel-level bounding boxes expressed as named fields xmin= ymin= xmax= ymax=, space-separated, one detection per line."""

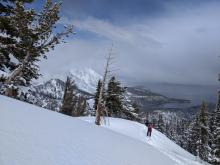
xmin=184 ymin=102 xmax=210 ymax=161
xmin=186 ymin=116 xmax=200 ymax=156
xmin=131 ymin=101 xmax=140 ymax=114
xmin=176 ymin=119 xmax=189 ymax=148
xmin=165 ymin=116 xmax=176 ymax=141
xmin=0 ymin=0 xmax=33 ymax=73
xmin=208 ymin=111 xmax=215 ymax=163
xmin=106 ymin=76 xmax=124 ymax=117
xmin=157 ymin=114 xmax=165 ymax=133
xmin=165 ymin=122 xmax=171 ymax=139
xmin=1 ymin=0 xmax=72 ymax=98
xmin=198 ymin=101 xmax=210 ymax=162
xmin=212 ymin=91 xmax=220 ymax=164
xmin=117 ymin=88 xmax=141 ymax=122
xmin=60 ymin=76 xmax=76 ymax=116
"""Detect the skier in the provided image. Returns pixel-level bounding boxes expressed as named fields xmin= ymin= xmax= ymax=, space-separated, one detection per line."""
xmin=147 ymin=123 xmax=153 ymax=137
xmin=145 ymin=120 xmax=149 ymax=127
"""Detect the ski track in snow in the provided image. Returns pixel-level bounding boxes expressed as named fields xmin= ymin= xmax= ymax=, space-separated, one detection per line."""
xmin=81 ymin=117 xmax=207 ymax=165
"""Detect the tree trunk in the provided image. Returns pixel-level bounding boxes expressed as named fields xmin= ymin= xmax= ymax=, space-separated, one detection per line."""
xmin=95 ymin=103 xmax=102 ymax=125
xmin=95 ymin=47 xmax=112 ymax=125
xmin=4 ymin=51 xmax=31 ymax=97
xmin=5 ymin=51 xmax=31 ymax=85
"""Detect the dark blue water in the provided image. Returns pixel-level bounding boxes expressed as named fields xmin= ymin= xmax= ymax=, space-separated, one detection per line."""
xmin=162 ymin=102 xmax=192 ymax=109
xmin=145 ymin=83 xmax=218 ymax=106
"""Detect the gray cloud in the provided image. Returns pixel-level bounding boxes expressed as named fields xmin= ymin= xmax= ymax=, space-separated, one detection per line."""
xmin=40 ymin=1 xmax=220 ymax=86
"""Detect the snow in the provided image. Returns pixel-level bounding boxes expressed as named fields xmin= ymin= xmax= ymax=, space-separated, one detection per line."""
xmin=0 ymin=70 xmax=8 ymax=77
xmin=0 ymin=95 xmax=175 ymax=165
xmin=87 ymin=98 xmax=95 ymax=109
xmin=9 ymin=54 xmax=19 ymax=64
xmin=81 ymin=117 xmax=207 ymax=165
xmin=34 ymin=68 xmax=102 ymax=94
xmin=69 ymin=68 xmax=102 ymax=94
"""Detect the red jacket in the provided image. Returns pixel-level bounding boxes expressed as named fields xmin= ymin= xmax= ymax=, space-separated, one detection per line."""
xmin=148 ymin=124 xmax=153 ymax=130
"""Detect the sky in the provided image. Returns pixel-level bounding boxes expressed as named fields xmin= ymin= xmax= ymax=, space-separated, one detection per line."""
xmin=34 ymin=0 xmax=220 ymax=86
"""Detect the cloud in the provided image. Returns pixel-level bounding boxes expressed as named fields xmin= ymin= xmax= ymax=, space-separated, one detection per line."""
xmin=40 ymin=1 xmax=220 ymax=86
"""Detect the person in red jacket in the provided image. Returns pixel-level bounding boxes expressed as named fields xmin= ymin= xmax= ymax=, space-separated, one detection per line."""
xmin=147 ymin=123 xmax=153 ymax=137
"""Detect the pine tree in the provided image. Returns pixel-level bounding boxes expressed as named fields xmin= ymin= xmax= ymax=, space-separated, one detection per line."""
xmin=198 ymin=101 xmax=209 ymax=162
xmin=106 ymin=76 xmax=124 ymax=117
xmin=60 ymin=77 xmax=76 ymax=116
xmin=212 ymin=91 xmax=220 ymax=164
xmin=157 ymin=114 xmax=165 ymax=133
xmin=131 ymin=101 xmax=140 ymax=114
xmin=1 ymin=0 xmax=73 ymax=97
xmin=177 ymin=119 xmax=189 ymax=148
xmin=208 ymin=111 xmax=215 ymax=163
xmin=0 ymin=0 xmax=33 ymax=72
xmin=186 ymin=116 xmax=200 ymax=156
xmin=93 ymin=80 xmax=102 ymax=111
xmin=184 ymin=102 xmax=210 ymax=161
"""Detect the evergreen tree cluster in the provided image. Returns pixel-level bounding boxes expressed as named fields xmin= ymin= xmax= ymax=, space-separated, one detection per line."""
xmin=146 ymin=111 xmax=188 ymax=145
xmin=93 ymin=76 xmax=141 ymax=121
xmin=182 ymin=101 xmax=220 ymax=164
xmin=157 ymin=114 xmax=165 ymax=133
xmin=60 ymin=76 xmax=87 ymax=117
xmin=106 ymin=76 xmax=124 ymax=117
xmin=212 ymin=92 xmax=220 ymax=164
xmin=0 ymin=0 xmax=72 ymax=99
xmin=143 ymin=101 xmax=219 ymax=164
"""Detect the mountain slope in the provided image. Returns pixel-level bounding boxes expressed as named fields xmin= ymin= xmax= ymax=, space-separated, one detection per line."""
xmin=0 ymin=95 xmax=175 ymax=165
xmin=81 ymin=117 xmax=205 ymax=165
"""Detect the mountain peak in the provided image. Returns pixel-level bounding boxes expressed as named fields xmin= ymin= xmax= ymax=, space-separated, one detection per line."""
xmin=35 ymin=68 xmax=102 ymax=94
xmin=69 ymin=68 xmax=101 ymax=78
xmin=69 ymin=68 xmax=102 ymax=94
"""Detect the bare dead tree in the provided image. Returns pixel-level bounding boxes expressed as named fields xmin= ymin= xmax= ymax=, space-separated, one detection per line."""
xmin=95 ymin=46 xmax=114 ymax=125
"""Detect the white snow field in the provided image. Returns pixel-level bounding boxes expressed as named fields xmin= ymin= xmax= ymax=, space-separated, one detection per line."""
xmin=81 ymin=117 xmax=206 ymax=165
xmin=0 ymin=95 xmax=205 ymax=165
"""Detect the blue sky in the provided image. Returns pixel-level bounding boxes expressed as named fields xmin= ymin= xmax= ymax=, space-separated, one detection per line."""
xmin=30 ymin=0 xmax=220 ymax=86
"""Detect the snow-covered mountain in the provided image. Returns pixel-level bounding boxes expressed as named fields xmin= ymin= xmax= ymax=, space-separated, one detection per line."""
xmin=32 ymin=78 xmax=93 ymax=111
xmin=35 ymin=79 xmax=65 ymax=99
xmin=30 ymin=68 xmax=101 ymax=111
xmin=0 ymin=95 xmax=205 ymax=165
xmin=30 ymin=68 xmax=191 ymax=112
xmin=35 ymin=68 xmax=102 ymax=94
xmin=69 ymin=68 xmax=102 ymax=94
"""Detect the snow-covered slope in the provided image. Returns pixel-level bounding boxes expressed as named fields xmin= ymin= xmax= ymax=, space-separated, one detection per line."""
xmin=81 ymin=117 xmax=206 ymax=165
xmin=0 ymin=95 xmax=175 ymax=165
